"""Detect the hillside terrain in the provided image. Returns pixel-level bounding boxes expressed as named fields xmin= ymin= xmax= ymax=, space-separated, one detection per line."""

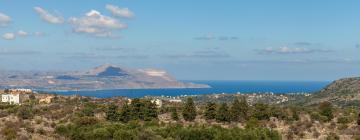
xmin=0 ymin=64 xmax=209 ymax=91
xmin=294 ymin=77 xmax=360 ymax=108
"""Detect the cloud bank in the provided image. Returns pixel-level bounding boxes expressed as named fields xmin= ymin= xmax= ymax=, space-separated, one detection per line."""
xmin=2 ymin=33 xmax=15 ymax=40
xmin=34 ymin=7 xmax=64 ymax=24
xmin=106 ymin=4 xmax=134 ymax=19
xmin=256 ymin=46 xmax=333 ymax=55
xmin=0 ymin=12 xmax=11 ymax=26
xmin=69 ymin=10 xmax=127 ymax=37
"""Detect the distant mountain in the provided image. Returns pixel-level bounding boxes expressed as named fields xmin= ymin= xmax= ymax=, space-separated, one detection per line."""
xmin=294 ymin=77 xmax=360 ymax=108
xmin=0 ymin=64 xmax=210 ymax=91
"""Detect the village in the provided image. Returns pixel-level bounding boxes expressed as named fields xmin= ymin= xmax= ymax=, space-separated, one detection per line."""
xmin=0 ymin=88 xmax=308 ymax=108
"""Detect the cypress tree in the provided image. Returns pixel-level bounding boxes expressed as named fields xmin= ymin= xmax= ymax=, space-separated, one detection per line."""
xmin=171 ymin=107 xmax=179 ymax=121
xmin=357 ymin=113 xmax=360 ymax=125
xmin=106 ymin=104 xmax=118 ymax=122
xmin=130 ymin=98 xmax=145 ymax=120
xmin=143 ymin=100 xmax=158 ymax=121
xmin=204 ymin=102 xmax=217 ymax=120
xmin=230 ymin=98 xmax=242 ymax=122
xmin=216 ymin=103 xmax=230 ymax=122
xmin=239 ymin=97 xmax=249 ymax=121
xmin=118 ymin=104 xmax=131 ymax=123
xmin=253 ymin=103 xmax=270 ymax=120
xmin=182 ymin=97 xmax=197 ymax=121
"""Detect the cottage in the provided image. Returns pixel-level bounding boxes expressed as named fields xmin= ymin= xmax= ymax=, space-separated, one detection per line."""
xmin=1 ymin=94 xmax=21 ymax=104
xmin=151 ymin=99 xmax=163 ymax=108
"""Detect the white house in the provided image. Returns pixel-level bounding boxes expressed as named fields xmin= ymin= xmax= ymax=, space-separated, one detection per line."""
xmin=1 ymin=94 xmax=21 ymax=104
xmin=151 ymin=99 xmax=163 ymax=108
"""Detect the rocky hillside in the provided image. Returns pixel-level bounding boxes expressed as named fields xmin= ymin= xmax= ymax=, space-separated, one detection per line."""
xmin=298 ymin=77 xmax=360 ymax=108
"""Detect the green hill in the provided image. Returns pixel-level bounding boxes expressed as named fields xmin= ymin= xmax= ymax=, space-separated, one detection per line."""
xmin=297 ymin=77 xmax=360 ymax=108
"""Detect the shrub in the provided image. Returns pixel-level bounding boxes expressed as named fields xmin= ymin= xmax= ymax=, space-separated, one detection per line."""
xmin=89 ymin=128 xmax=112 ymax=140
xmin=17 ymin=105 xmax=33 ymax=119
xmin=337 ymin=116 xmax=351 ymax=124
xmin=245 ymin=117 xmax=259 ymax=129
xmin=113 ymin=129 xmax=135 ymax=140
xmin=74 ymin=116 xmax=98 ymax=126
xmin=37 ymin=128 xmax=46 ymax=135
xmin=1 ymin=127 xmax=17 ymax=140
xmin=318 ymin=102 xmax=333 ymax=122
xmin=326 ymin=132 xmax=339 ymax=140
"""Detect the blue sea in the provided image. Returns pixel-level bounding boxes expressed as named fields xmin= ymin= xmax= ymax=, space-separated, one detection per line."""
xmin=51 ymin=81 xmax=330 ymax=98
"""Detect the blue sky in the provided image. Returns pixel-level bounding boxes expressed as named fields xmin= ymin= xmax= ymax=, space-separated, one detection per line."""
xmin=0 ymin=0 xmax=360 ymax=81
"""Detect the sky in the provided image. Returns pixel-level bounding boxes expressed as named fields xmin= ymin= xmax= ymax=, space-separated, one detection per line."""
xmin=0 ymin=0 xmax=360 ymax=81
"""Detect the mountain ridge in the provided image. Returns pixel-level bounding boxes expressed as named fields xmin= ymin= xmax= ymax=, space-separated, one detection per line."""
xmin=0 ymin=64 xmax=210 ymax=91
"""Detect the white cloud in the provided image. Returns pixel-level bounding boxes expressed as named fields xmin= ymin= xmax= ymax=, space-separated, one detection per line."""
xmin=256 ymin=46 xmax=333 ymax=55
xmin=17 ymin=30 xmax=28 ymax=37
xmin=0 ymin=12 xmax=11 ymax=26
xmin=2 ymin=33 xmax=16 ymax=40
xmin=106 ymin=4 xmax=134 ymax=19
xmin=69 ymin=10 xmax=127 ymax=37
xmin=34 ymin=7 xmax=64 ymax=24
xmin=194 ymin=34 xmax=238 ymax=41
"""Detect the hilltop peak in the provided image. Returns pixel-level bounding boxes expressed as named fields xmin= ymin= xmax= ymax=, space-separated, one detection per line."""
xmin=87 ymin=64 xmax=129 ymax=77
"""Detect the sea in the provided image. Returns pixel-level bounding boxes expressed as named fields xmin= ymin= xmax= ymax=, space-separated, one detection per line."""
xmin=50 ymin=81 xmax=330 ymax=98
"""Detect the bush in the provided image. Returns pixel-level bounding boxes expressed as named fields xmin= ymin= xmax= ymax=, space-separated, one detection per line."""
xmin=17 ymin=105 xmax=33 ymax=119
xmin=113 ymin=129 xmax=135 ymax=140
xmin=37 ymin=128 xmax=46 ymax=135
xmin=337 ymin=116 xmax=351 ymax=124
xmin=326 ymin=132 xmax=339 ymax=140
xmin=318 ymin=102 xmax=333 ymax=122
xmin=1 ymin=127 xmax=17 ymax=140
xmin=88 ymin=128 xmax=112 ymax=140
xmin=74 ymin=116 xmax=98 ymax=126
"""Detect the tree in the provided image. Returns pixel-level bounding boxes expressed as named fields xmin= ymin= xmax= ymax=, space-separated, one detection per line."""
xmin=357 ymin=113 xmax=360 ymax=126
xmin=204 ymin=102 xmax=217 ymax=120
xmin=182 ymin=97 xmax=197 ymax=121
xmin=143 ymin=100 xmax=158 ymax=121
xmin=106 ymin=104 xmax=118 ymax=122
xmin=130 ymin=98 xmax=145 ymax=120
xmin=216 ymin=103 xmax=230 ymax=122
xmin=253 ymin=103 xmax=271 ymax=120
xmin=319 ymin=101 xmax=333 ymax=121
xmin=230 ymin=97 xmax=249 ymax=122
xmin=171 ymin=107 xmax=179 ymax=121
xmin=118 ymin=104 xmax=131 ymax=123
